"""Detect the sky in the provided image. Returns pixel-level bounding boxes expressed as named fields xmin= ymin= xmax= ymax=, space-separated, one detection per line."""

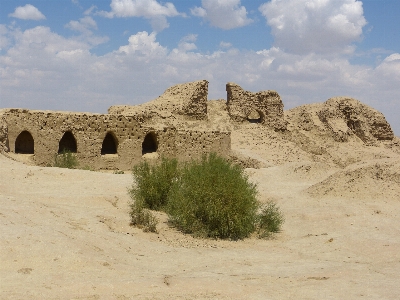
xmin=0 ymin=0 xmax=399 ymax=135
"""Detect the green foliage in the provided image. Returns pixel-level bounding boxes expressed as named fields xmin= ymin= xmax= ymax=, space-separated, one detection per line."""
xmin=130 ymin=157 xmax=178 ymax=210
xmin=113 ymin=170 xmax=124 ymax=174
xmin=81 ymin=165 xmax=94 ymax=171
xmin=129 ymin=201 xmax=158 ymax=233
xmin=167 ymin=153 xmax=259 ymax=240
xmin=54 ymin=149 xmax=78 ymax=169
xmin=257 ymin=201 xmax=285 ymax=238
xmin=128 ymin=154 xmax=284 ymax=240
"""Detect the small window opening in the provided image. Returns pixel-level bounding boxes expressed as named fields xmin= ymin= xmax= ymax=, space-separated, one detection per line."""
xmin=58 ymin=131 xmax=77 ymax=153
xmin=247 ymin=110 xmax=262 ymax=123
xmin=101 ymin=132 xmax=118 ymax=155
xmin=15 ymin=131 xmax=34 ymax=154
xmin=142 ymin=132 xmax=158 ymax=155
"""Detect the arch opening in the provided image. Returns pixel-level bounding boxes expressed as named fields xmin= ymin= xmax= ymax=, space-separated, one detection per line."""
xmin=101 ymin=132 xmax=118 ymax=155
xmin=15 ymin=131 xmax=34 ymax=154
xmin=142 ymin=132 xmax=158 ymax=155
xmin=247 ymin=109 xmax=262 ymax=123
xmin=58 ymin=131 xmax=77 ymax=153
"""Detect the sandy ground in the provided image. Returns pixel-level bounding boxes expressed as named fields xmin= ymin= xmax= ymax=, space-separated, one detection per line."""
xmin=1 ymin=143 xmax=400 ymax=299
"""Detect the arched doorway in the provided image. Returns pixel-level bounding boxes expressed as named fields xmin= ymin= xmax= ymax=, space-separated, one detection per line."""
xmin=247 ymin=109 xmax=262 ymax=123
xmin=58 ymin=131 xmax=77 ymax=153
xmin=142 ymin=132 xmax=158 ymax=155
xmin=15 ymin=131 xmax=34 ymax=154
xmin=101 ymin=132 xmax=118 ymax=155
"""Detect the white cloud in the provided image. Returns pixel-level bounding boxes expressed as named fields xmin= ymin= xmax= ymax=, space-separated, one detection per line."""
xmin=191 ymin=0 xmax=252 ymax=30
xmin=1 ymin=26 xmax=399 ymax=134
xmin=84 ymin=5 xmax=97 ymax=16
xmin=259 ymin=0 xmax=367 ymax=54
xmin=117 ymin=31 xmax=167 ymax=59
xmin=98 ymin=0 xmax=181 ymax=32
xmin=0 ymin=25 xmax=10 ymax=51
xmin=219 ymin=41 xmax=232 ymax=49
xmin=65 ymin=16 xmax=97 ymax=34
xmin=175 ymin=34 xmax=198 ymax=52
xmin=9 ymin=4 xmax=46 ymax=21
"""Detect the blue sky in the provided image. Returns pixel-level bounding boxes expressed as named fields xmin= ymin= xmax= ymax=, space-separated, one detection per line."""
xmin=1 ymin=0 xmax=399 ymax=135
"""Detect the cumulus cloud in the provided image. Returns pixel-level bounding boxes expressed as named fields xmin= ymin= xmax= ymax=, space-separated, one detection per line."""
xmin=9 ymin=4 xmax=46 ymax=21
xmin=1 ymin=26 xmax=399 ymax=134
xmin=0 ymin=25 xmax=10 ymax=51
xmin=117 ymin=31 xmax=167 ymax=59
xmin=175 ymin=34 xmax=198 ymax=52
xmin=98 ymin=0 xmax=181 ymax=32
xmin=191 ymin=0 xmax=252 ymax=30
xmin=259 ymin=0 xmax=367 ymax=54
xmin=65 ymin=16 xmax=97 ymax=34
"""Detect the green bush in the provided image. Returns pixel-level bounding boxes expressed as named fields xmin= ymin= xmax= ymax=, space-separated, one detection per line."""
xmin=167 ymin=153 xmax=259 ymax=240
xmin=54 ymin=149 xmax=78 ymax=169
xmin=128 ymin=154 xmax=284 ymax=239
xmin=129 ymin=201 xmax=158 ymax=233
xmin=129 ymin=157 xmax=178 ymax=210
xmin=257 ymin=201 xmax=285 ymax=238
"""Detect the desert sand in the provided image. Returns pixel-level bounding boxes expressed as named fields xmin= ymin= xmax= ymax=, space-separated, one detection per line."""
xmin=1 ymin=101 xmax=400 ymax=299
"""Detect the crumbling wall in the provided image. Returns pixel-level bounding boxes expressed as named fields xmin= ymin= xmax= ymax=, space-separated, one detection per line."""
xmin=226 ymin=82 xmax=286 ymax=131
xmin=318 ymin=97 xmax=394 ymax=144
xmin=109 ymin=80 xmax=209 ymax=121
xmin=2 ymin=109 xmax=178 ymax=170
xmin=0 ymin=112 xmax=9 ymax=153
xmin=2 ymin=108 xmax=231 ymax=169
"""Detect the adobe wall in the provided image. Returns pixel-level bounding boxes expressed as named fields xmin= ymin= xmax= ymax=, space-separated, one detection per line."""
xmin=2 ymin=109 xmax=178 ymax=170
xmin=0 ymin=112 xmax=8 ymax=152
xmin=175 ymin=130 xmax=231 ymax=161
xmin=226 ymin=82 xmax=286 ymax=131
xmin=1 ymin=108 xmax=231 ymax=170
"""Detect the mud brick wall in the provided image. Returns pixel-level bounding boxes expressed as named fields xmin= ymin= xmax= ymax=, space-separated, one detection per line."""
xmin=175 ymin=130 xmax=231 ymax=161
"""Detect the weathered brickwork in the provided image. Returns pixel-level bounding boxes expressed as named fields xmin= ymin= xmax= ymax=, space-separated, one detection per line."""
xmin=1 ymin=108 xmax=231 ymax=170
xmin=226 ymin=82 xmax=286 ymax=131
xmin=175 ymin=130 xmax=231 ymax=161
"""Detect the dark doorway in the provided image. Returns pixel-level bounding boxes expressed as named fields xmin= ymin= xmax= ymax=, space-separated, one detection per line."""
xmin=142 ymin=132 xmax=158 ymax=155
xmin=101 ymin=132 xmax=118 ymax=155
xmin=58 ymin=131 xmax=77 ymax=153
xmin=15 ymin=131 xmax=34 ymax=154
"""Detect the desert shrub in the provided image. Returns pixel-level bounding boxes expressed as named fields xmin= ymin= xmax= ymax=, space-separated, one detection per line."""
xmin=257 ymin=201 xmax=285 ymax=238
xmin=128 ymin=153 xmax=284 ymax=239
xmin=129 ymin=157 xmax=178 ymax=210
xmin=113 ymin=170 xmax=124 ymax=174
xmin=167 ymin=153 xmax=259 ymax=240
xmin=129 ymin=201 xmax=158 ymax=233
xmin=54 ymin=149 xmax=78 ymax=169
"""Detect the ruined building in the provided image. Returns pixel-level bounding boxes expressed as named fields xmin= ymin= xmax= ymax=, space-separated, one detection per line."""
xmin=226 ymin=82 xmax=286 ymax=131
xmin=2 ymin=80 xmax=391 ymax=170
xmin=0 ymin=80 xmax=235 ymax=170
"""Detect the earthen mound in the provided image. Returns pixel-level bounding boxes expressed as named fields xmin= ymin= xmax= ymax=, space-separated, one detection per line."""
xmin=286 ymin=98 xmax=394 ymax=144
xmin=307 ymin=159 xmax=400 ymax=200
xmin=318 ymin=97 xmax=394 ymax=144
xmin=108 ymin=80 xmax=208 ymax=121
